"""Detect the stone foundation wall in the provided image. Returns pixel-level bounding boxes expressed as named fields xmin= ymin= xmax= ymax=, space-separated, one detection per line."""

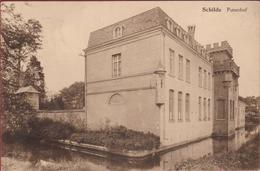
xmin=37 ymin=109 xmax=86 ymax=129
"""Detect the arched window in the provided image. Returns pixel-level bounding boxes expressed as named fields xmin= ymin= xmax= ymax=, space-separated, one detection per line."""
xmin=108 ymin=93 xmax=125 ymax=105
xmin=176 ymin=27 xmax=180 ymax=37
xmin=166 ymin=19 xmax=173 ymax=31
xmin=113 ymin=26 xmax=123 ymax=39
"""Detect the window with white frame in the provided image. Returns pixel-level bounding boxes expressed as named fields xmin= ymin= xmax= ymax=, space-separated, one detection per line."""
xmin=169 ymin=90 xmax=174 ymax=121
xmin=178 ymin=55 xmax=183 ymax=80
xmin=112 ymin=53 xmax=121 ymax=78
xmin=178 ymin=92 xmax=183 ymax=121
xmin=169 ymin=49 xmax=175 ymax=76
xmin=185 ymin=93 xmax=190 ymax=121
xmin=186 ymin=59 xmax=190 ymax=83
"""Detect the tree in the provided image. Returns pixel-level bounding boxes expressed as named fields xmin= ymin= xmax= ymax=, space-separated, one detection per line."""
xmin=23 ymin=55 xmax=46 ymax=106
xmin=60 ymin=82 xmax=85 ymax=109
xmin=0 ymin=3 xmax=42 ymax=134
xmin=1 ymin=3 xmax=42 ymax=110
xmin=41 ymin=95 xmax=64 ymax=110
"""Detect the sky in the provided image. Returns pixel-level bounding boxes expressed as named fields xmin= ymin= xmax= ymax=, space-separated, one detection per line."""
xmin=6 ymin=1 xmax=260 ymax=97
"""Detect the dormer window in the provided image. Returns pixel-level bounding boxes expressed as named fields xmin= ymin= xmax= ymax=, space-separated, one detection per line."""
xmin=113 ymin=26 xmax=124 ymax=39
xmin=181 ymin=32 xmax=185 ymax=40
xmin=176 ymin=27 xmax=180 ymax=37
xmin=166 ymin=19 xmax=173 ymax=31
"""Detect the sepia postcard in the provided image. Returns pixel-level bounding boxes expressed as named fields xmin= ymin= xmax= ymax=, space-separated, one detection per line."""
xmin=1 ymin=1 xmax=260 ymax=171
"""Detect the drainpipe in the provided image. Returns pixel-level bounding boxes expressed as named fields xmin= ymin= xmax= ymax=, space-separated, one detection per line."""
xmin=155 ymin=30 xmax=167 ymax=143
xmin=83 ymin=49 xmax=88 ymax=128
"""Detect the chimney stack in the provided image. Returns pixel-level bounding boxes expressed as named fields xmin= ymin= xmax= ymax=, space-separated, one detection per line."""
xmin=187 ymin=25 xmax=196 ymax=39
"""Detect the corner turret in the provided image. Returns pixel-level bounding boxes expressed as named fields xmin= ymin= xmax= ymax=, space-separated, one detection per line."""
xmin=207 ymin=41 xmax=240 ymax=137
xmin=206 ymin=41 xmax=233 ymax=61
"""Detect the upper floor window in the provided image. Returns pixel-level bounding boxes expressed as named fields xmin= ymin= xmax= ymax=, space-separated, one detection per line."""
xmin=186 ymin=59 xmax=190 ymax=83
xmin=112 ymin=53 xmax=121 ymax=78
xmin=169 ymin=49 xmax=175 ymax=76
xmin=178 ymin=55 xmax=183 ymax=80
xmin=199 ymin=67 xmax=202 ymax=87
xmin=113 ymin=26 xmax=123 ymax=39
xmin=208 ymin=72 xmax=211 ymax=90
xmin=203 ymin=70 xmax=207 ymax=89
xmin=169 ymin=89 xmax=174 ymax=121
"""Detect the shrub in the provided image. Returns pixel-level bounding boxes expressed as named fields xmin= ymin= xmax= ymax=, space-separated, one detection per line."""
xmin=28 ymin=117 xmax=76 ymax=140
xmin=70 ymin=126 xmax=160 ymax=151
xmin=245 ymin=116 xmax=260 ymax=131
xmin=3 ymin=94 xmax=36 ymax=137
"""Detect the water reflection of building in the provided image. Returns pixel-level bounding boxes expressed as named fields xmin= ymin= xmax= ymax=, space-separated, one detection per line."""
xmin=159 ymin=138 xmax=213 ymax=170
xmin=213 ymin=128 xmax=246 ymax=154
xmin=159 ymin=128 xmax=245 ymax=170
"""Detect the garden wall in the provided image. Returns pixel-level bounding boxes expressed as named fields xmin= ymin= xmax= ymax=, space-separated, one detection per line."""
xmin=37 ymin=109 xmax=86 ymax=129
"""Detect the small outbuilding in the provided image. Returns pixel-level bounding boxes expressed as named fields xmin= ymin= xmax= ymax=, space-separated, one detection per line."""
xmin=16 ymin=86 xmax=39 ymax=110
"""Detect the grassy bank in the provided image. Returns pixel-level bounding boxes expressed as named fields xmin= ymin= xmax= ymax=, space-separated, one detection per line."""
xmin=175 ymin=134 xmax=260 ymax=170
xmin=1 ymin=157 xmax=93 ymax=171
xmin=70 ymin=126 xmax=160 ymax=151
xmin=5 ymin=117 xmax=160 ymax=151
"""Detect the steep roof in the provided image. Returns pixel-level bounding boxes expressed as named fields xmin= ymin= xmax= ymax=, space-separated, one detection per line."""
xmin=87 ymin=7 xmax=210 ymax=62
xmin=87 ymin=7 xmax=168 ymax=48
xmin=16 ymin=86 xmax=39 ymax=94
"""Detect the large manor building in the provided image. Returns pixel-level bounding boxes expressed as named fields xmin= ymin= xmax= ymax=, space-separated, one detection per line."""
xmin=84 ymin=7 xmax=244 ymax=146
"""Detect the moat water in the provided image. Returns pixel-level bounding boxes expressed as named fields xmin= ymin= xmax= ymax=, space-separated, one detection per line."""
xmin=2 ymin=128 xmax=257 ymax=171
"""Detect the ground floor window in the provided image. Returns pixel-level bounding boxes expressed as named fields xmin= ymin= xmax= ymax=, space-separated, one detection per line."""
xmin=185 ymin=93 xmax=190 ymax=121
xmin=203 ymin=98 xmax=207 ymax=120
xmin=178 ymin=92 xmax=183 ymax=121
xmin=169 ymin=90 xmax=174 ymax=121
xmin=208 ymin=99 xmax=211 ymax=120
xmin=198 ymin=97 xmax=202 ymax=120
